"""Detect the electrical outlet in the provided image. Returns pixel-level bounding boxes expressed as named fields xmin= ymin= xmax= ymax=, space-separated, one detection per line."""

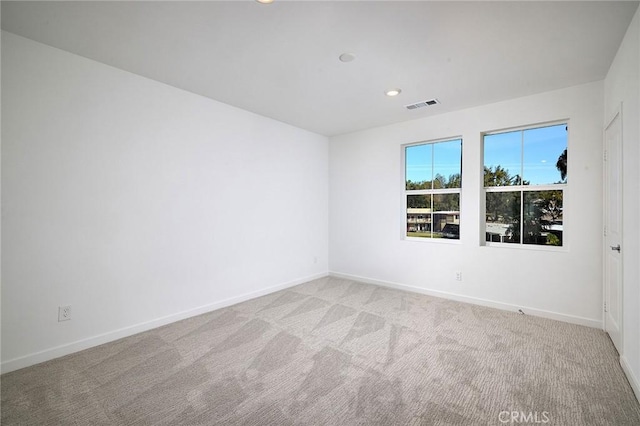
xmin=314 ymin=257 xmax=318 ymax=264
xmin=58 ymin=305 xmax=71 ymax=322
xmin=455 ymin=271 xmax=462 ymax=281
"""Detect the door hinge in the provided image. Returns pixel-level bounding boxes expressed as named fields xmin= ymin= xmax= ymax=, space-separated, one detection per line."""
xmin=604 ymin=302 xmax=607 ymax=313
xmin=604 ymin=150 xmax=608 ymax=161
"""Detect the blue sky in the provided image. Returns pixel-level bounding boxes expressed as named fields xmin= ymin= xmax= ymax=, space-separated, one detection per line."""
xmin=405 ymin=139 xmax=462 ymax=184
xmin=485 ymin=124 xmax=567 ymax=185
xmin=405 ymin=124 xmax=567 ymax=185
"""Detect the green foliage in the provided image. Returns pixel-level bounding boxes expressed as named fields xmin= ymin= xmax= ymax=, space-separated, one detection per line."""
xmin=484 ymin=166 xmax=516 ymax=187
xmin=433 ymin=174 xmax=446 ymax=189
xmin=406 ymin=173 xmax=461 ymax=191
xmin=436 ymin=193 xmax=460 ymax=212
xmin=556 ymin=149 xmax=567 ymax=182
xmin=523 ymin=190 xmax=563 ymax=244
xmin=407 ymin=194 xmax=429 ymax=208
xmin=446 ymin=173 xmax=461 ymax=189
xmin=405 ymin=180 xmax=431 ymax=190
xmin=534 ymin=190 xmax=563 ymax=222
xmin=546 ymin=233 xmax=561 ymax=246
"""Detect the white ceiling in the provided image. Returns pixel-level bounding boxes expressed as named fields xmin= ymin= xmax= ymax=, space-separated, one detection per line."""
xmin=2 ymin=1 xmax=638 ymax=136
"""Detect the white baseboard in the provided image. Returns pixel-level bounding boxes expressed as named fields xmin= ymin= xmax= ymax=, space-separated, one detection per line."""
xmin=1 ymin=272 xmax=328 ymax=374
xmin=621 ymin=356 xmax=640 ymax=402
xmin=329 ymin=271 xmax=602 ymax=329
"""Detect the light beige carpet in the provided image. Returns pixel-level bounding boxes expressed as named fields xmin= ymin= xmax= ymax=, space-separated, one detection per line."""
xmin=2 ymin=276 xmax=640 ymax=425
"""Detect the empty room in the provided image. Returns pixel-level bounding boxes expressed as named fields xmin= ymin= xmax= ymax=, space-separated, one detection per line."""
xmin=2 ymin=1 xmax=640 ymax=424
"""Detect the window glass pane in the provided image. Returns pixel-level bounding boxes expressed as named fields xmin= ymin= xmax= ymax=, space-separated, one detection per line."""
xmin=486 ymin=192 xmax=521 ymax=243
xmin=484 ymin=131 xmax=522 ymax=186
xmin=523 ymin=190 xmax=563 ymax=246
xmin=433 ymin=139 xmax=462 ymax=189
xmin=523 ymin=124 xmax=568 ymax=185
xmin=407 ymin=195 xmax=431 ymax=238
xmin=406 ymin=144 xmax=432 ymax=190
xmin=433 ymin=193 xmax=460 ymax=239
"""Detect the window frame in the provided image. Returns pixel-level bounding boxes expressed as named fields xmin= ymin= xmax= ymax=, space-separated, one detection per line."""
xmin=482 ymin=121 xmax=568 ymax=250
xmin=402 ymin=136 xmax=463 ymax=243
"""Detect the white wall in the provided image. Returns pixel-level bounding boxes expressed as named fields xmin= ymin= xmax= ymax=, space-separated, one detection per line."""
xmin=329 ymin=81 xmax=604 ymax=327
xmin=604 ymin=7 xmax=640 ymax=397
xmin=1 ymin=32 xmax=329 ymax=372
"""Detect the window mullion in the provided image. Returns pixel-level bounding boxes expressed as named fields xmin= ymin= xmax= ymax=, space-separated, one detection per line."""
xmin=520 ymin=129 xmax=525 ymax=185
xmin=431 ymin=144 xmax=434 ymax=238
xmin=519 ymin=130 xmax=524 ymax=244
xmin=485 ymin=185 xmax=566 ymax=193
xmin=520 ymin=189 xmax=524 ymax=245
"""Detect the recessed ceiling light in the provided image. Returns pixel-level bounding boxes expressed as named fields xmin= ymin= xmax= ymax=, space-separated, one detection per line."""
xmin=256 ymin=0 xmax=274 ymax=4
xmin=339 ymin=53 xmax=356 ymax=63
xmin=385 ymin=88 xmax=402 ymax=97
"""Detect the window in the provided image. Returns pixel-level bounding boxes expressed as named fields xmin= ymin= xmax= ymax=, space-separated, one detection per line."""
xmin=483 ymin=123 xmax=567 ymax=246
xmin=404 ymin=138 xmax=462 ymax=239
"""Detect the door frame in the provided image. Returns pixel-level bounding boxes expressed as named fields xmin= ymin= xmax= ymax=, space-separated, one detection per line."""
xmin=603 ymin=103 xmax=623 ymax=352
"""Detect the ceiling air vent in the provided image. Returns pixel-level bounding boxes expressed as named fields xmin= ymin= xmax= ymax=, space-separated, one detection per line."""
xmin=405 ymin=98 xmax=440 ymax=110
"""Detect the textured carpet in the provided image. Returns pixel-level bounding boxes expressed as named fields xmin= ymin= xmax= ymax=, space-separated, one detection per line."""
xmin=2 ymin=276 xmax=640 ymax=425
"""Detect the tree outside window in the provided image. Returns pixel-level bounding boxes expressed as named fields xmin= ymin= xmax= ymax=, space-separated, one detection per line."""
xmin=484 ymin=123 xmax=567 ymax=246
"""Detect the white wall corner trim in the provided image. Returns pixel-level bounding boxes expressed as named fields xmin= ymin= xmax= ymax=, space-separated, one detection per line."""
xmin=621 ymin=356 xmax=640 ymax=401
xmin=1 ymin=272 xmax=328 ymax=374
xmin=329 ymin=271 xmax=603 ymax=329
